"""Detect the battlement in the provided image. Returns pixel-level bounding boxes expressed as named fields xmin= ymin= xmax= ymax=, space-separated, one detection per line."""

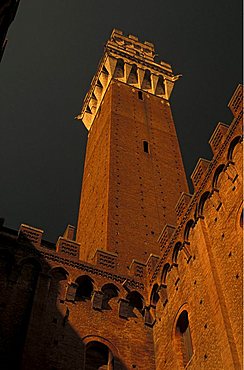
xmin=149 ymin=84 xmax=243 ymax=286
xmin=108 ymin=29 xmax=155 ymax=62
xmin=209 ymin=122 xmax=229 ymax=154
xmin=94 ymin=249 xmax=118 ymax=270
xmin=175 ymin=193 xmax=193 ymax=220
xmin=158 ymin=224 xmax=175 ymax=251
xmin=76 ymin=29 xmax=181 ymax=130
xmin=191 ymin=158 xmax=211 ymax=190
xmin=18 ymin=223 xmax=43 ymax=247
xmin=228 ymin=84 xmax=243 ymax=117
xmin=129 ymin=259 xmax=146 ymax=280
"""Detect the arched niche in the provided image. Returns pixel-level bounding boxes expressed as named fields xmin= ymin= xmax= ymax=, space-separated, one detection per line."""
xmin=183 ymin=220 xmax=195 ymax=243
xmin=161 ymin=263 xmax=171 ymax=286
xmin=82 ymin=335 xmax=122 ymax=370
xmin=175 ymin=310 xmax=193 ymax=368
xmin=49 ymin=267 xmax=69 ymax=302
xmin=114 ymin=58 xmax=124 ymax=79
xmin=75 ymin=275 xmax=94 ymax=301
xmin=212 ymin=164 xmax=225 ymax=191
xmin=172 ymin=242 xmax=182 ymax=265
xmin=126 ymin=290 xmax=144 ymax=317
xmin=227 ymin=135 xmax=242 ymax=162
xmin=49 ymin=266 xmax=68 ymax=279
xmin=127 ymin=63 xmax=138 ymax=84
xmin=18 ymin=257 xmax=42 ymax=287
xmin=150 ymin=283 xmax=160 ymax=307
xmin=141 ymin=69 xmax=151 ymax=90
xmin=198 ymin=191 xmax=211 ymax=218
xmin=101 ymin=283 xmax=119 ymax=310
xmin=84 ymin=340 xmax=114 ymax=370
xmin=155 ymin=75 xmax=165 ymax=96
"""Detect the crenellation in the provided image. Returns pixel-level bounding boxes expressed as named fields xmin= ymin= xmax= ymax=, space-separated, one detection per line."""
xmin=209 ymin=122 xmax=229 ymax=154
xmin=56 ymin=237 xmax=80 ymax=259
xmin=191 ymin=158 xmax=211 ymax=190
xmin=62 ymin=224 xmax=76 ymax=240
xmin=76 ymin=29 xmax=180 ymax=130
xmin=146 ymin=253 xmax=160 ymax=273
xmin=18 ymin=223 xmax=43 ymax=248
xmin=158 ymin=224 xmax=176 ymax=251
xmin=129 ymin=259 xmax=146 ymax=280
xmin=175 ymin=192 xmax=193 ymax=220
xmin=228 ymin=84 xmax=243 ymax=117
xmin=94 ymin=249 xmax=118 ymax=270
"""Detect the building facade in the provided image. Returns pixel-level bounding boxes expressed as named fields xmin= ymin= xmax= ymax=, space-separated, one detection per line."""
xmin=0 ymin=29 xmax=243 ymax=370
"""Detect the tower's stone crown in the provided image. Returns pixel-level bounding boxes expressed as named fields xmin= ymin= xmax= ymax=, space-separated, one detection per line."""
xmin=77 ymin=29 xmax=181 ymax=130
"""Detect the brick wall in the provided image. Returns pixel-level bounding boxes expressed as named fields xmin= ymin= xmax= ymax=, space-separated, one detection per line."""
xmin=77 ymin=80 xmax=188 ymax=273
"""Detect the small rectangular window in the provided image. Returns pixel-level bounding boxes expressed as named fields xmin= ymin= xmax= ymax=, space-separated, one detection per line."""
xmin=143 ymin=140 xmax=149 ymax=153
xmin=138 ymin=91 xmax=143 ymax=100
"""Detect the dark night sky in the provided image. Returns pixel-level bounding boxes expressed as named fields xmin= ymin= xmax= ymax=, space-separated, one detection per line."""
xmin=0 ymin=0 xmax=242 ymax=242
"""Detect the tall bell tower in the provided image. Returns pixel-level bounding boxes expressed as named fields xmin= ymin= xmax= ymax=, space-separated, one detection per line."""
xmin=76 ymin=29 xmax=188 ymax=271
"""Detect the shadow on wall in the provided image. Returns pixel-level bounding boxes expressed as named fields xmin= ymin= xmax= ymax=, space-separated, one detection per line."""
xmin=0 ymin=222 xmax=128 ymax=370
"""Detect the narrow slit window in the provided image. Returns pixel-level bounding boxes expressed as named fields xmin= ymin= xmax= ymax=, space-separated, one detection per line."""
xmin=138 ymin=91 xmax=143 ymax=100
xmin=143 ymin=141 xmax=149 ymax=153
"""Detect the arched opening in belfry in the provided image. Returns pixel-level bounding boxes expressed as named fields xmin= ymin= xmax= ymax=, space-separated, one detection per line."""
xmin=114 ymin=58 xmax=124 ymax=79
xmin=101 ymin=283 xmax=119 ymax=310
xmin=127 ymin=64 xmax=138 ymax=84
xmin=75 ymin=275 xmax=93 ymax=301
xmin=175 ymin=310 xmax=193 ymax=367
xmin=155 ymin=75 xmax=165 ymax=95
xmin=141 ymin=69 xmax=152 ymax=90
xmin=84 ymin=341 xmax=114 ymax=370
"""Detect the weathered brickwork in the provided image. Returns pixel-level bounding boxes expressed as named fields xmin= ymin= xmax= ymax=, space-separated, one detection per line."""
xmin=150 ymin=89 xmax=243 ymax=370
xmin=0 ymin=30 xmax=242 ymax=370
xmin=76 ymin=29 xmax=188 ymax=272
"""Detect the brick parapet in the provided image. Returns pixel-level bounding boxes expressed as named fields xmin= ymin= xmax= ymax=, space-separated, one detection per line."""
xmin=150 ymin=88 xmax=243 ymax=284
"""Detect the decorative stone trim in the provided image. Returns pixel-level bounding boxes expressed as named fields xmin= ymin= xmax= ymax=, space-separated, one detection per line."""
xmin=191 ymin=159 xmax=211 ymax=189
xmin=150 ymin=111 xmax=242 ymax=284
xmin=76 ymin=29 xmax=180 ymax=130
xmin=56 ymin=237 xmax=80 ymax=259
xmin=18 ymin=224 xmax=43 ymax=248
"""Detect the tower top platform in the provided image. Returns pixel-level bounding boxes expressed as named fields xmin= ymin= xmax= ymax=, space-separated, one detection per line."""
xmin=76 ymin=29 xmax=181 ymax=130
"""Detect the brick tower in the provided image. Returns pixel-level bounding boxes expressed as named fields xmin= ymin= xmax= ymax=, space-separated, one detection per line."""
xmin=76 ymin=29 xmax=188 ymax=271
xmin=0 ymin=28 xmax=242 ymax=370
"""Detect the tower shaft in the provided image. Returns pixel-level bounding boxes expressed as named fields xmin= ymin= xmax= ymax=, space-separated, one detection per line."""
xmin=76 ymin=30 xmax=188 ymax=269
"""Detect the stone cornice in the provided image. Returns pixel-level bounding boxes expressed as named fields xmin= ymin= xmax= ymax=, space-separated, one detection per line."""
xmin=76 ymin=29 xmax=181 ymax=130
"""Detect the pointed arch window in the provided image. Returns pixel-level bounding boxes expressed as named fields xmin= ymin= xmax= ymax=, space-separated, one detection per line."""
xmin=175 ymin=310 xmax=193 ymax=367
